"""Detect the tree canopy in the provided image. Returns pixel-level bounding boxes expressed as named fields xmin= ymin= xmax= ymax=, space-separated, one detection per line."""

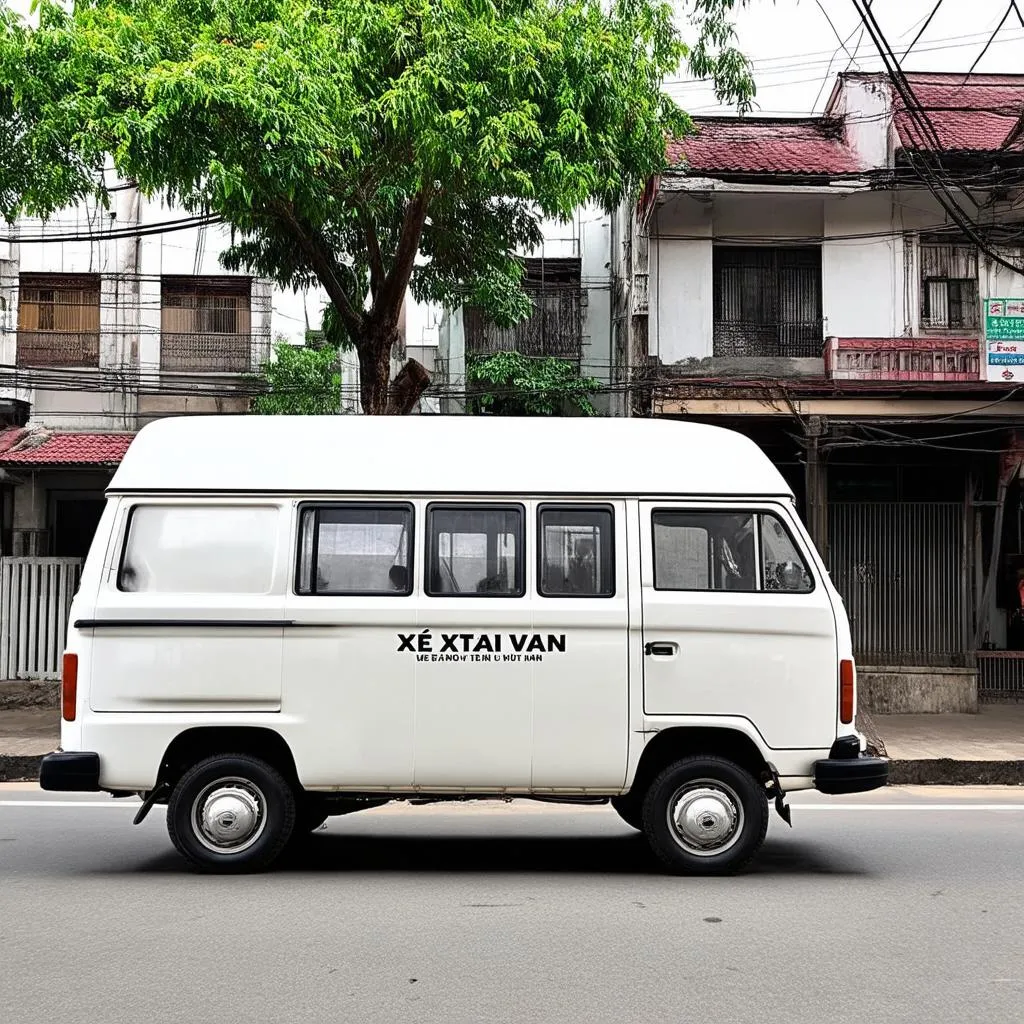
xmin=0 ymin=0 xmax=755 ymax=413
xmin=249 ymin=339 xmax=342 ymax=415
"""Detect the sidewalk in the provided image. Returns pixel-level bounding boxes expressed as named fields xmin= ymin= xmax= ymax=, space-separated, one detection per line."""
xmin=871 ymin=705 xmax=1024 ymax=785
xmin=1 ymin=683 xmax=1022 ymax=785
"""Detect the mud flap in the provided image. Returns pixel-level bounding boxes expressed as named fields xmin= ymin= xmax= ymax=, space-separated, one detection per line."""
xmin=763 ymin=763 xmax=792 ymax=828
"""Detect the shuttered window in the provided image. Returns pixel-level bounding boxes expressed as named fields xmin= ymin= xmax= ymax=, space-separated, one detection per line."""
xmin=161 ymin=276 xmax=253 ymax=372
xmin=16 ymin=274 xmax=101 ymax=367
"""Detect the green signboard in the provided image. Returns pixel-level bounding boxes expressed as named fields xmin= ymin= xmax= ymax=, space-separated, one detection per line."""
xmin=985 ymin=299 xmax=1024 ymax=381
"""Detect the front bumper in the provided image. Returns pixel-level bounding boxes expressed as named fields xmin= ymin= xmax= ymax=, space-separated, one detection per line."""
xmin=39 ymin=751 xmax=101 ymax=792
xmin=814 ymin=735 xmax=889 ymax=795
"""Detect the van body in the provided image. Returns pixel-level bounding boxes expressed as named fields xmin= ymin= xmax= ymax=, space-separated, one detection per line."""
xmin=41 ymin=416 xmax=887 ymax=873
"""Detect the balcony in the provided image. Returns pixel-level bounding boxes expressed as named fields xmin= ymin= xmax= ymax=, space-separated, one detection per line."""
xmin=160 ymin=332 xmax=256 ymax=373
xmin=826 ymin=336 xmax=980 ymax=382
xmin=712 ymin=320 xmax=825 ymax=360
xmin=16 ymin=331 xmax=100 ymax=368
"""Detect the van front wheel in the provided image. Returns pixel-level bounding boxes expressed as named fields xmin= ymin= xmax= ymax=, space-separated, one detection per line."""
xmin=167 ymin=754 xmax=296 ymax=873
xmin=641 ymin=756 xmax=768 ymax=875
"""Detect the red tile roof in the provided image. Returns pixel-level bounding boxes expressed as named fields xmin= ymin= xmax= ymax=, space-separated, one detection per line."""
xmin=895 ymin=73 xmax=1024 ymax=152
xmin=0 ymin=431 xmax=134 ymax=467
xmin=667 ymin=117 xmax=863 ymax=177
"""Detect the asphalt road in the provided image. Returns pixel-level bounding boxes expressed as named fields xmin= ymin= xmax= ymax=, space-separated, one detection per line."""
xmin=1 ymin=787 xmax=1022 ymax=1024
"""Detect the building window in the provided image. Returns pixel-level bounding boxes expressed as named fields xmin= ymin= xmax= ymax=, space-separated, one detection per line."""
xmin=538 ymin=505 xmax=615 ymax=597
xmin=161 ymin=276 xmax=253 ymax=372
xmin=464 ymin=257 xmax=583 ymax=361
xmin=712 ymin=246 xmax=823 ymax=359
xmin=652 ymin=510 xmax=813 ymax=593
xmin=16 ymin=274 xmax=101 ymax=367
xmin=920 ymin=238 xmax=979 ymax=329
xmin=296 ymin=504 xmax=413 ymax=596
xmin=119 ymin=505 xmax=279 ymax=594
xmin=426 ymin=504 xmax=524 ymax=597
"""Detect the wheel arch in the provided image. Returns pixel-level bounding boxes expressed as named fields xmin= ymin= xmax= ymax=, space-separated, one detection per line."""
xmin=155 ymin=726 xmax=300 ymax=794
xmin=628 ymin=726 xmax=771 ymax=799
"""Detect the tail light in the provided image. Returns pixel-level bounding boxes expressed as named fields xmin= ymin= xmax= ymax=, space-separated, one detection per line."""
xmin=839 ymin=659 xmax=855 ymax=724
xmin=62 ymin=653 xmax=78 ymax=722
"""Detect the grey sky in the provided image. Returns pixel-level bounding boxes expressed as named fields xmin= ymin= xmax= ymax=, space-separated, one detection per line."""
xmin=668 ymin=0 xmax=1024 ymax=116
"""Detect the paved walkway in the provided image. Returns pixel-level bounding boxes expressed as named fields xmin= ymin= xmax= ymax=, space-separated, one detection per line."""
xmin=0 ymin=707 xmax=58 ymax=756
xmin=874 ymin=705 xmax=1024 ymax=761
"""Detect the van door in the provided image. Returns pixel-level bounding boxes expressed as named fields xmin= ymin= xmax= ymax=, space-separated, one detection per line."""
xmin=88 ymin=500 xmax=288 ymax=713
xmin=282 ymin=502 xmax=417 ymax=787
xmin=413 ymin=502 xmax=534 ymax=788
xmin=529 ymin=501 xmax=629 ymax=789
xmin=639 ymin=501 xmax=837 ymax=750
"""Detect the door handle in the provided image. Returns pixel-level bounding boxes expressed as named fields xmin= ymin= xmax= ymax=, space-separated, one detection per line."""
xmin=645 ymin=641 xmax=679 ymax=657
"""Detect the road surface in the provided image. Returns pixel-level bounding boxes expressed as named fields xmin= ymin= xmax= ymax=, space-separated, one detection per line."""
xmin=1 ymin=786 xmax=1022 ymax=1024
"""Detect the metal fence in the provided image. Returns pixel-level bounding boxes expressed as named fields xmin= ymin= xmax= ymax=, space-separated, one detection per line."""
xmin=827 ymin=502 xmax=966 ymax=666
xmin=0 ymin=557 xmax=82 ymax=680
xmin=976 ymin=651 xmax=1024 ymax=702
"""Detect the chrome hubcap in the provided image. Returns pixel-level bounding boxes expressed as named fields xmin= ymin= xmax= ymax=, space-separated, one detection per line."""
xmin=192 ymin=777 xmax=267 ymax=854
xmin=668 ymin=780 xmax=743 ymax=857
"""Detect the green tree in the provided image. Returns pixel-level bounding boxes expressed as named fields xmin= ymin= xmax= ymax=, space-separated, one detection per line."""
xmin=249 ymin=339 xmax=342 ymax=415
xmin=467 ymin=351 xmax=600 ymax=416
xmin=1 ymin=0 xmax=755 ymax=413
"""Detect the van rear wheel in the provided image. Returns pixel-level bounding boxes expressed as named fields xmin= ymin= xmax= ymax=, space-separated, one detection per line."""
xmin=167 ymin=754 xmax=296 ymax=873
xmin=641 ymin=756 xmax=768 ymax=875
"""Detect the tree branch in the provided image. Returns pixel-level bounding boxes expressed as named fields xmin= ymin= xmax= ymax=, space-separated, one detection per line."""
xmin=273 ymin=200 xmax=364 ymax=338
xmin=357 ymin=202 xmax=386 ymax=301
xmin=372 ymin=188 xmax=430 ymax=328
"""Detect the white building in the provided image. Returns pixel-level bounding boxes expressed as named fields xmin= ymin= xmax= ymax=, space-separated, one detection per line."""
xmin=620 ymin=71 xmax=1024 ymax=707
xmin=437 ymin=205 xmax=619 ymax=415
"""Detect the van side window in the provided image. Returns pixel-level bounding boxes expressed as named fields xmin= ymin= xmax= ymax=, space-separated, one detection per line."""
xmin=118 ymin=505 xmax=279 ymax=594
xmin=652 ymin=511 xmax=812 ymax=594
xmin=297 ymin=505 xmax=413 ymax=596
xmin=538 ymin=505 xmax=615 ymax=597
xmin=426 ymin=505 xmax=524 ymax=597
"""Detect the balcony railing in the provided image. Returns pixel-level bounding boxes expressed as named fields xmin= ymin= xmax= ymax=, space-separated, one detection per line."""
xmin=712 ymin=320 xmax=824 ymax=359
xmin=826 ymin=336 xmax=980 ymax=382
xmin=16 ymin=331 xmax=100 ymax=368
xmin=161 ymin=332 xmax=257 ymax=373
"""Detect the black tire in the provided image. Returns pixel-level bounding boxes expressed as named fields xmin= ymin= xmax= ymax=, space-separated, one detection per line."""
xmin=641 ymin=756 xmax=768 ymax=876
xmin=610 ymin=794 xmax=644 ymax=831
xmin=167 ymin=753 xmax=296 ymax=873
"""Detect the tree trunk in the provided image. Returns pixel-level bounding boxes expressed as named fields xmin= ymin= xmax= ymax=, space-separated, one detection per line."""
xmin=355 ymin=332 xmax=431 ymax=415
xmin=357 ymin=334 xmax=395 ymax=415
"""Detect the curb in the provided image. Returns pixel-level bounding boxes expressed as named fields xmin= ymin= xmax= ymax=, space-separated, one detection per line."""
xmin=888 ymin=758 xmax=1024 ymax=786
xmin=0 ymin=755 xmax=44 ymax=783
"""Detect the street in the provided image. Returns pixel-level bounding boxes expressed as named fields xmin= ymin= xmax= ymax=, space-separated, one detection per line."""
xmin=1 ymin=788 xmax=1022 ymax=1024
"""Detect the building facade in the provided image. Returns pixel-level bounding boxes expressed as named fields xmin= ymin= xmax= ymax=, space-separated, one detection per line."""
xmin=619 ymin=72 xmax=1024 ymax=706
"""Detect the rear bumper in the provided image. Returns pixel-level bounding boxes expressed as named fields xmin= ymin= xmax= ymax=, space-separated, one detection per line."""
xmin=39 ymin=751 xmax=101 ymax=792
xmin=814 ymin=735 xmax=889 ymax=795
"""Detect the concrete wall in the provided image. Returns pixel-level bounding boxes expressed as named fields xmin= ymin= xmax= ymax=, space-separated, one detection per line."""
xmin=859 ymin=666 xmax=979 ymax=715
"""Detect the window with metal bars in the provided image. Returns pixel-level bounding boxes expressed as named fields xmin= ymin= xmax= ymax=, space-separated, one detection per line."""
xmin=16 ymin=274 xmax=101 ymax=367
xmin=919 ymin=238 xmax=979 ymax=330
xmin=160 ymin=276 xmax=253 ymax=372
xmin=712 ymin=246 xmax=823 ymax=359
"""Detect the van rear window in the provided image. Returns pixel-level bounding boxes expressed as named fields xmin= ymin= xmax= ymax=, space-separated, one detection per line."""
xmin=296 ymin=504 xmax=413 ymax=596
xmin=118 ymin=505 xmax=279 ymax=594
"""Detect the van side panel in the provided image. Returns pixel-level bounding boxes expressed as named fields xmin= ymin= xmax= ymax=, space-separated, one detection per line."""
xmin=85 ymin=499 xmax=289 ymax=713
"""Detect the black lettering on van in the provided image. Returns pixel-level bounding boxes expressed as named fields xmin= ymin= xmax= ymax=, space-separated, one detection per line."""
xmin=510 ymin=634 xmax=528 ymax=652
xmin=441 ymin=634 xmax=458 ymax=652
xmin=417 ymin=630 xmax=432 ymax=653
xmin=526 ymin=635 xmax=547 ymax=653
xmin=397 ymin=634 xmax=416 ymax=652
xmin=548 ymin=634 xmax=566 ymax=653
xmin=473 ymin=635 xmax=495 ymax=653
xmin=460 ymin=633 xmax=474 ymax=651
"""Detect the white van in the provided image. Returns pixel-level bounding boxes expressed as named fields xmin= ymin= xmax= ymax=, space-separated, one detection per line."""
xmin=40 ymin=416 xmax=887 ymax=874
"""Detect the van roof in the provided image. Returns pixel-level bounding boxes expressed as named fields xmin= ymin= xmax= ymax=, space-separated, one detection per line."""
xmin=108 ymin=416 xmax=793 ymax=498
